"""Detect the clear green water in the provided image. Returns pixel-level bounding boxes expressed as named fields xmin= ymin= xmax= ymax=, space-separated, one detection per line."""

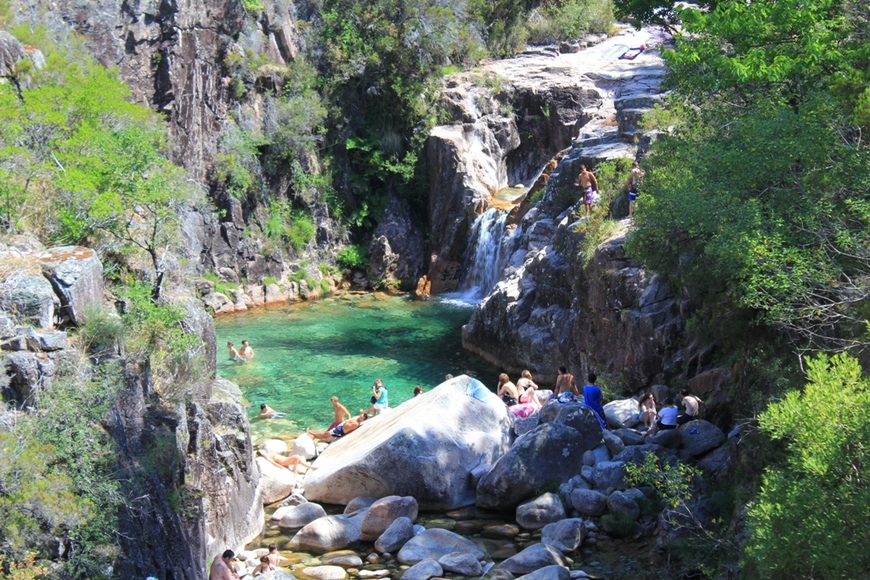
xmin=214 ymin=292 xmax=500 ymax=444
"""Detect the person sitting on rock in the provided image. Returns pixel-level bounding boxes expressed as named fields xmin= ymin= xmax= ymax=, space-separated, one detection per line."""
xmin=413 ymin=385 xmax=424 ymax=397
xmin=554 ymin=366 xmax=579 ymax=397
xmin=210 ymin=550 xmax=239 ymax=580
xmin=677 ymin=389 xmax=704 ymax=425
xmin=516 ymin=370 xmax=540 ymax=408
xmin=497 ymin=373 xmax=520 ymax=406
xmin=265 ymin=543 xmax=284 ymax=567
xmin=307 ymin=413 xmax=368 ymax=441
xmin=657 ymin=397 xmax=679 ymax=431
xmin=257 ymin=450 xmax=317 ymax=474
xmin=328 ymin=396 xmax=351 ymax=430
xmin=361 ymin=378 xmax=389 ymax=416
xmin=639 ymin=393 xmax=657 ymax=433
xmin=252 ymin=555 xmax=276 ymax=576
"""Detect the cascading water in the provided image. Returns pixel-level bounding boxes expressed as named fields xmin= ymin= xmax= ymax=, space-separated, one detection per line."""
xmin=456 ymin=208 xmax=515 ymax=302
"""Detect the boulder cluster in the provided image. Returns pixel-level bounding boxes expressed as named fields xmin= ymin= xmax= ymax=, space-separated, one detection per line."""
xmin=251 ymin=376 xmax=731 ymax=580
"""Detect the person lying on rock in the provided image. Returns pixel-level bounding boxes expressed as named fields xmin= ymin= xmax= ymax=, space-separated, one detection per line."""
xmin=307 ymin=413 xmax=368 ymax=441
xmin=257 ymin=450 xmax=318 ymax=474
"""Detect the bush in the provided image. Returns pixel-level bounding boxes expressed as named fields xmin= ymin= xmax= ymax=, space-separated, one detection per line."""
xmin=600 ymin=513 xmax=639 ymax=538
xmin=287 ymin=211 xmax=315 ymax=252
xmin=336 ymin=244 xmax=370 ymax=270
xmin=742 ymin=353 xmax=870 ymax=578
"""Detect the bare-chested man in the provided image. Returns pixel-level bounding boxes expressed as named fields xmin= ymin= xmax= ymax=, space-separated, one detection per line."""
xmin=554 ymin=366 xmax=579 ymax=396
xmin=210 ymin=549 xmax=239 ymax=580
xmin=257 ymin=450 xmax=318 ymax=474
xmin=574 ymin=164 xmax=599 ymax=219
xmin=307 ymin=413 xmax=367 ymax=440
xmin=328 ymin=396 xmax=351 ymax=430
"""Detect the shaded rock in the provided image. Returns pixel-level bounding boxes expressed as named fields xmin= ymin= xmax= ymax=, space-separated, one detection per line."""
xmin=679 ymin=420 xmax=726 ymax=457
xmin=612 ymin=428 xmax=644 ymax=446
xmin=397 ymin=528 xmax=485 ymax=565
xmin=612 ymin=444 xmax=673 ymax=465
xmin=606 ymin=491 xmax=640 ymax=520
xmin=360 ymin=495 xmax=419 ymax=541
xmin=438 ymin=552 xmax=484 ymax=576
xmin=603 ymin=399 xmax=640 ymax=429
xmin=400 ymin=558 xmax=442 ymax=580
xmin=541 ymin=518 xmax=586 ymax=553
xmin=496 ymin=543 xmax=567 ymax=575
xmin=515 ymin=493 xmax=566 ymax=530
xmin=278 ymin=502 xmax=328 ymax=531
xmin=477 ymin=420 xmax=600 ymax=509
xmin=344 ymin=497 xmax=378 ymax=514
xmin=697 ymin=445 xmax=731 ymax=479
xmin=288 ymin=511 xmax=365 ymax=553
xmin=367 ymin=197 xmax=426 ymax=288
xmin=303 ymin=377 xmax=513 ymax=510
xmin=455 ymin=520 xmax=486 ymax=535
xmin=516 ymin=565 xmax=571 ymax=580
xmin=570 ymin=489 xmax=607 ymax=517
xmin=649 ymin=429 xmax=682 ymax=449
xmin=374 ymin=516 xmax=414 ymax=554
xmin=591 ymin=461 xmax=627 ymax=491
xmin=601 ymin=429 xmax=625 ymax=456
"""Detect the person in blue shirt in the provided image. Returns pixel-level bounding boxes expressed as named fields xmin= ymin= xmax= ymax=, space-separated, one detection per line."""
xmin=361 ymin=378 xmax=389 ymax=415
xmin=583 ymin=372 xmax=606 ymax=429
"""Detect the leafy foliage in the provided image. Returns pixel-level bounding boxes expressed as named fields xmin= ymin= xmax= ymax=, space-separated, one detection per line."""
xmin=1 ymin=367 xmax=124 ymax=577
xmin=743 ymin=353 xmax=870 ymax=578
xmin=625 ymin=0 xmax=870 ymax=354
xmin=336 ymin=244 xmax=370 ymax=270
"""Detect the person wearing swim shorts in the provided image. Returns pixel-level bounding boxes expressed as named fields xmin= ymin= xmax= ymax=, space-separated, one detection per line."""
xmin=575 ymin=164 xmax=599 ymax=219
xmin=627 ymin=161 xmax=645 ymax=217
xmin=328 ymin=396 xmax=351 ymax=430
xmin=307 ymin=413 xmax=368 ymax=440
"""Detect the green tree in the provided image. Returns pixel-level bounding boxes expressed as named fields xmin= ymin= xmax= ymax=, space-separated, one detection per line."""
xmin=743 ymin=353 xmax=870 ymax=578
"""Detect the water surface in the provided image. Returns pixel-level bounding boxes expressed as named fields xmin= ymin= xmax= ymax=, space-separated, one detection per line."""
xmin=214 ymin=292 xmax=499 ymax=443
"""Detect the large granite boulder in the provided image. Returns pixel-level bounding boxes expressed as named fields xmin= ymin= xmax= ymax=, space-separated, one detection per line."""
xmin=302 ymin=376 xmax=513 ymax=510
xmin=476 ymin=406 xmax=602 ymax=509
xmin=38 ymin=246 xmax=104 ymax=326
xmin=397 ymin=528 xmax=485 ymax=565
xmin=256 ymin=456 xmax=300 ymax=505
xmin=541 ymin=518 xmax=586 ymax=553
xmin=603 ymin=399 xmax=640 ymax=429
xmin=278 ymin=502 xmax=328 ymax=531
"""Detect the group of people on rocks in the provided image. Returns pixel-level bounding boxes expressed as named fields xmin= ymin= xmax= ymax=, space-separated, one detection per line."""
xmin=573 ymin=160 xmax=646 ymax=219
xmin=638 ymin=388 xmax=704 ymax=435
xmin=210 ymin=544 xmax=284 ymax=579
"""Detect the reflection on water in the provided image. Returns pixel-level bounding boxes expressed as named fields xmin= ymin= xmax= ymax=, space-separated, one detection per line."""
xmin=214 ymin=292 xmax=500 ymax=445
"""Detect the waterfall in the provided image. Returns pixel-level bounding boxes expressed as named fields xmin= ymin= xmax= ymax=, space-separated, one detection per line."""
xmin=457 ymin=208 xmax=510 ymax=301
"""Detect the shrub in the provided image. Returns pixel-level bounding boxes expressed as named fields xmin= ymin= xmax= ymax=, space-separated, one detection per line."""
xmin=600 ymin=513 xmax=639 ymax=538
xmin=336 ymin=244 xmax=370 ymax=270
xmin=742 ymin=353 xmax=870 ymax=578
xmin=287 ymin=211 xmax=315 ymax=252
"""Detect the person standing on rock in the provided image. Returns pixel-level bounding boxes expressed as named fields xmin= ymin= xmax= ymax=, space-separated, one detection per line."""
xmin=210 ymin=550 xmax=239 ymax=580
xmin=583 ymin=373 xmax=606 ymax=428
xmin=554 ymin=366 xmax=579 ymax=397
xmin=574 ymin=164 xmax=599 ymax=219
xmin=627 ymin=160 xmax=645 ymax=218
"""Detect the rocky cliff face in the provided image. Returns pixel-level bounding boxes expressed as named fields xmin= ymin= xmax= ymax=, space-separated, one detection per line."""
xmin=0 ymin=240 xmax=261 ymax=578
